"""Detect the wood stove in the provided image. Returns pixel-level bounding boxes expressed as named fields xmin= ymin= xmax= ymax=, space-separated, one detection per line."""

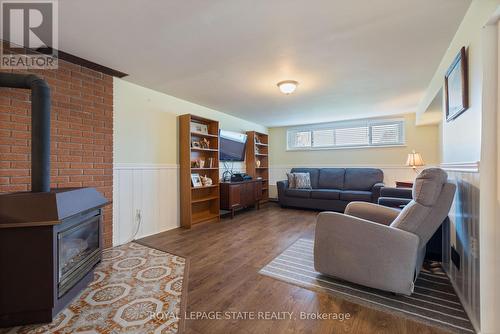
xmin=57 ymin=209 xmax=101 ymax=298
xmin=0 ymin=73 xmax=109 ymax=327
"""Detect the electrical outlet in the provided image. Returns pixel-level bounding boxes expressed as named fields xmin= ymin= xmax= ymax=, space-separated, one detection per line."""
xmin=135 ymin=209 xmax=142 ymax=223
xmin=470 ymin=237 xmax=478 ymax=258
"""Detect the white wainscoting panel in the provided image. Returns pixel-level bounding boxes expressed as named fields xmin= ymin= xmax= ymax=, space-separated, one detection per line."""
xmin=113 ymin=164 xmax=179 ymax=246
xmin=268 ymin=164 xmax=417 ymax=198
xmin=441 ymin=162 xmax=480 ymax=332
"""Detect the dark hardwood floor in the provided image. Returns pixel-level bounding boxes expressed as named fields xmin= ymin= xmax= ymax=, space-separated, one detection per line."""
xmin=138 ymin=203 xmax=447 ymax=334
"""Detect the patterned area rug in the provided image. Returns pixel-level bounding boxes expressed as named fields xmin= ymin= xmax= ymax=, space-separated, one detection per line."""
xmin=260 ymin=238 xmax=474 ymax=334
xmin=2 ymin=242 xmax=186 ymax=334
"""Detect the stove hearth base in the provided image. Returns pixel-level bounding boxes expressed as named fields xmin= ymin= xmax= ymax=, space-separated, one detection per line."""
xmin=0 ymin=187 xmax=108 ymax=328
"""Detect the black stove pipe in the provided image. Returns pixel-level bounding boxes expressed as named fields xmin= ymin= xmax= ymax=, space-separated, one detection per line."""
xmin=0 ymin=73 xmax=51 ymax=193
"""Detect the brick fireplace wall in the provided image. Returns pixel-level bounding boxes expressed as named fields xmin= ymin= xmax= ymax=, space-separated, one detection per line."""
xmin=0 ymin=61 xmax=114 ymax=247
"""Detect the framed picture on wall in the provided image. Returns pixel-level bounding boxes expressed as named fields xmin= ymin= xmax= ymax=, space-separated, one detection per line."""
xmin=445 ymin=47 xmax=468 ymax=122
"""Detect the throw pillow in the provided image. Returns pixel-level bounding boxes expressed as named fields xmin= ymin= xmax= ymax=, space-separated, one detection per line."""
xmin=293 ymin=172 xmax=312 ymax=189
xmin=286 ymin=172 xmax=296 ymax=188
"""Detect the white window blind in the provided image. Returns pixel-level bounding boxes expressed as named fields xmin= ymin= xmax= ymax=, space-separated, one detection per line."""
xmin=286 ymin=118 xmax=405 ymax=150
xmin=371 ymin=123 xmax=403 ymax=145
xmin=312 ymin=129 xmax=334 ymax=147
xmin=289 ymin=131 xmax=311 ymax=148
xmin=335 ymin=126 xmax=369 ymax=146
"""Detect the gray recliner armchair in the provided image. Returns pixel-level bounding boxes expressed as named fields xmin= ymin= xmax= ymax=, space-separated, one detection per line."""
xmin=314 ymin=168 xmax=456 ymax=295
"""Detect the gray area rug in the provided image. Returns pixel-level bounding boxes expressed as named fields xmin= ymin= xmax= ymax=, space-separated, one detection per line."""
xmin=260 ymin=238 xmax=474 ymax=334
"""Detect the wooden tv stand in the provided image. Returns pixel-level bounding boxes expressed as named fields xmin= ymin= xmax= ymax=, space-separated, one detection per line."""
xmin=220 ymin=179 xmax=263 ymax=218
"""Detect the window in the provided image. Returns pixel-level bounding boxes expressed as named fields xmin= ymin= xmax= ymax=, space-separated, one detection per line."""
xmin=290 ymin=131 xmax=311 ymax=148
xmin=312 ymin=129 xmax=334 ymax=147
xmin=335 ymin=126 xmax=369 ymax=146
xmin=371 ymin=123 xmax=403 ymax=145
xmin=286 ymin=118 xmax=405 ymax=150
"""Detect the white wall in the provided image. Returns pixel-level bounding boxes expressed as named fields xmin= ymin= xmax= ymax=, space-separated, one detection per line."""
xmin=114 ymin=78 xmax=267 ymax=165
xmin=417 ymin=1 xmax=500 ymax=163
xmin=113 ymin=79 xmax=266 ymax=245
xmin=267 ymin=113 xmax=439 ymax=197
xmin=478 ymin=17 xmax=500 ymax=334
xmin=417 ymin=1 xmax=500 ymax=332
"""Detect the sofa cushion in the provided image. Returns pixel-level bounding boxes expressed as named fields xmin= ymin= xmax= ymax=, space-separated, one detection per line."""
xmin=344 ymin=168 xmax=383 ymax=191
xmin=290 ymin=168 xmax=320 ymax=189
xmin=286 ymin=173 xmax=296 ymax=188
xmin=285 ymin=189 xmax=311 ymax=198
xmin=340 ymin=190 xmax=372 ymax=202
xmin=318 ymin=168 xmax=345 ymax=189
xmin=293 ymin=173 xmax=312 ymax=189
xmin=311 ymin=189 xmax=341 ymax=200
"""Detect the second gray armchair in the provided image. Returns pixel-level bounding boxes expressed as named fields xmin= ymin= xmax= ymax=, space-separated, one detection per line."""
xmin=313 ymin=168 xmax=456 ymax=295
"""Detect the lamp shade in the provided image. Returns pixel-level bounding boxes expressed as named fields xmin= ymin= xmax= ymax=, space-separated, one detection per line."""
xmin=406 ymin=150 xmax=424 ymax=167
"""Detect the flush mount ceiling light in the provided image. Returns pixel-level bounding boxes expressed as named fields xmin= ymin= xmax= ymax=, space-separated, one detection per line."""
xmin=277 ymin=80 xmax=299 ymax=95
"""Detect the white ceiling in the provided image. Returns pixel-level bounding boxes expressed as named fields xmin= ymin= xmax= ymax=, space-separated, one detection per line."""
xmin=59 ymin=0 xmax=470 ymax=127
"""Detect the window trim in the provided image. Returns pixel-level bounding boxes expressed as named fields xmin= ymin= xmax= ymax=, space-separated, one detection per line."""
xmin=286 ymin=117 xmax=406 ymax=151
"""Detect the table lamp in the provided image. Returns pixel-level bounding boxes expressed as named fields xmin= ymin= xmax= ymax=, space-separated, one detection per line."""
xmin=406 ymin=150 xmax=424 ymax=173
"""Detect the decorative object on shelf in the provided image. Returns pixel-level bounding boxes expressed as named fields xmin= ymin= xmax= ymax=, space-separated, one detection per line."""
xmin=201 ymin=175 xmax=213 ymax=186
xmin=190 ymin=121 xmax=208 ymax=134
xmin=207 ymin=157 xmax=214 ymax=168
xmin=191 ymin=141 xmax=201 ymax=148
xmin=406 ymin=150 xmax=424 ymax=173
xmin=445 ymin=47 xmax=468 ymax=122
xmin=200 ymin=138 xmax=210 ymax=149
xmin=199 ymin=159 xmax=205 ymax=169
xmin=191 ymin=173 xmax=202 ymax=187
xmin=277 ymin=80 xmax=299 ymax=95
xmin=256 ymin=160 xmax=261 ymax=168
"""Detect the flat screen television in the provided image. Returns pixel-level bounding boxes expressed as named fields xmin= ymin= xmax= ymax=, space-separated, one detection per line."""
xmin=219 ymin=130 xmax=247 ymax=161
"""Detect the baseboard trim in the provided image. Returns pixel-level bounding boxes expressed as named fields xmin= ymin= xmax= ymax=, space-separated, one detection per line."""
xmin=135 ymin=225 xmax=180 ymax=241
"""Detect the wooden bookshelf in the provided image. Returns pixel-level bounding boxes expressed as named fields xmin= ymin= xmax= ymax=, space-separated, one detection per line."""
xmin=245 ymin=131 xmax=269 ymax=203
xmin=179 ymin=114 xmax=220 ymax=228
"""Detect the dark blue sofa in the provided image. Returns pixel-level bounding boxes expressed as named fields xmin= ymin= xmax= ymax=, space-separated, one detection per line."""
xmin=277 ymin=168 xmax=384 ymax=212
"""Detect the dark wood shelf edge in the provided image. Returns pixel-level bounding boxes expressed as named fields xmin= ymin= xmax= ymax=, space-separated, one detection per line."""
xmin=191 ymin=167 xmax=220 ymax=170
xmin=192 ymin=213 xmax=220 ymax=224
xmin=192 ymin=185 xmax=219 ymax=190
xmin=191 ymin=132 xmax=218 ymax=138
xmin=191 ymin=147 xmax=219 ymax=152
xmin=192 ymin=196 xmax=219 ymax=204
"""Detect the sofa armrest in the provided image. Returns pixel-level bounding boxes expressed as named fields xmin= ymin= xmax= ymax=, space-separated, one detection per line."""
xmin=277 ymin=180 xmax=288 ymax=191
xmin=277 ymin=180 xmax=289 ymax=205
xmin=314 ymin=212 xmax=419 ymax=295
xmin=378 ymin=197 xmax=412 ymax=208
xmin=345 ymin=201 xmax=400 ymax=225
xmin=371 ymin=182 xmax=385 ymax=202
xmin=380 ymin=187 xmax=412 ymax=199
